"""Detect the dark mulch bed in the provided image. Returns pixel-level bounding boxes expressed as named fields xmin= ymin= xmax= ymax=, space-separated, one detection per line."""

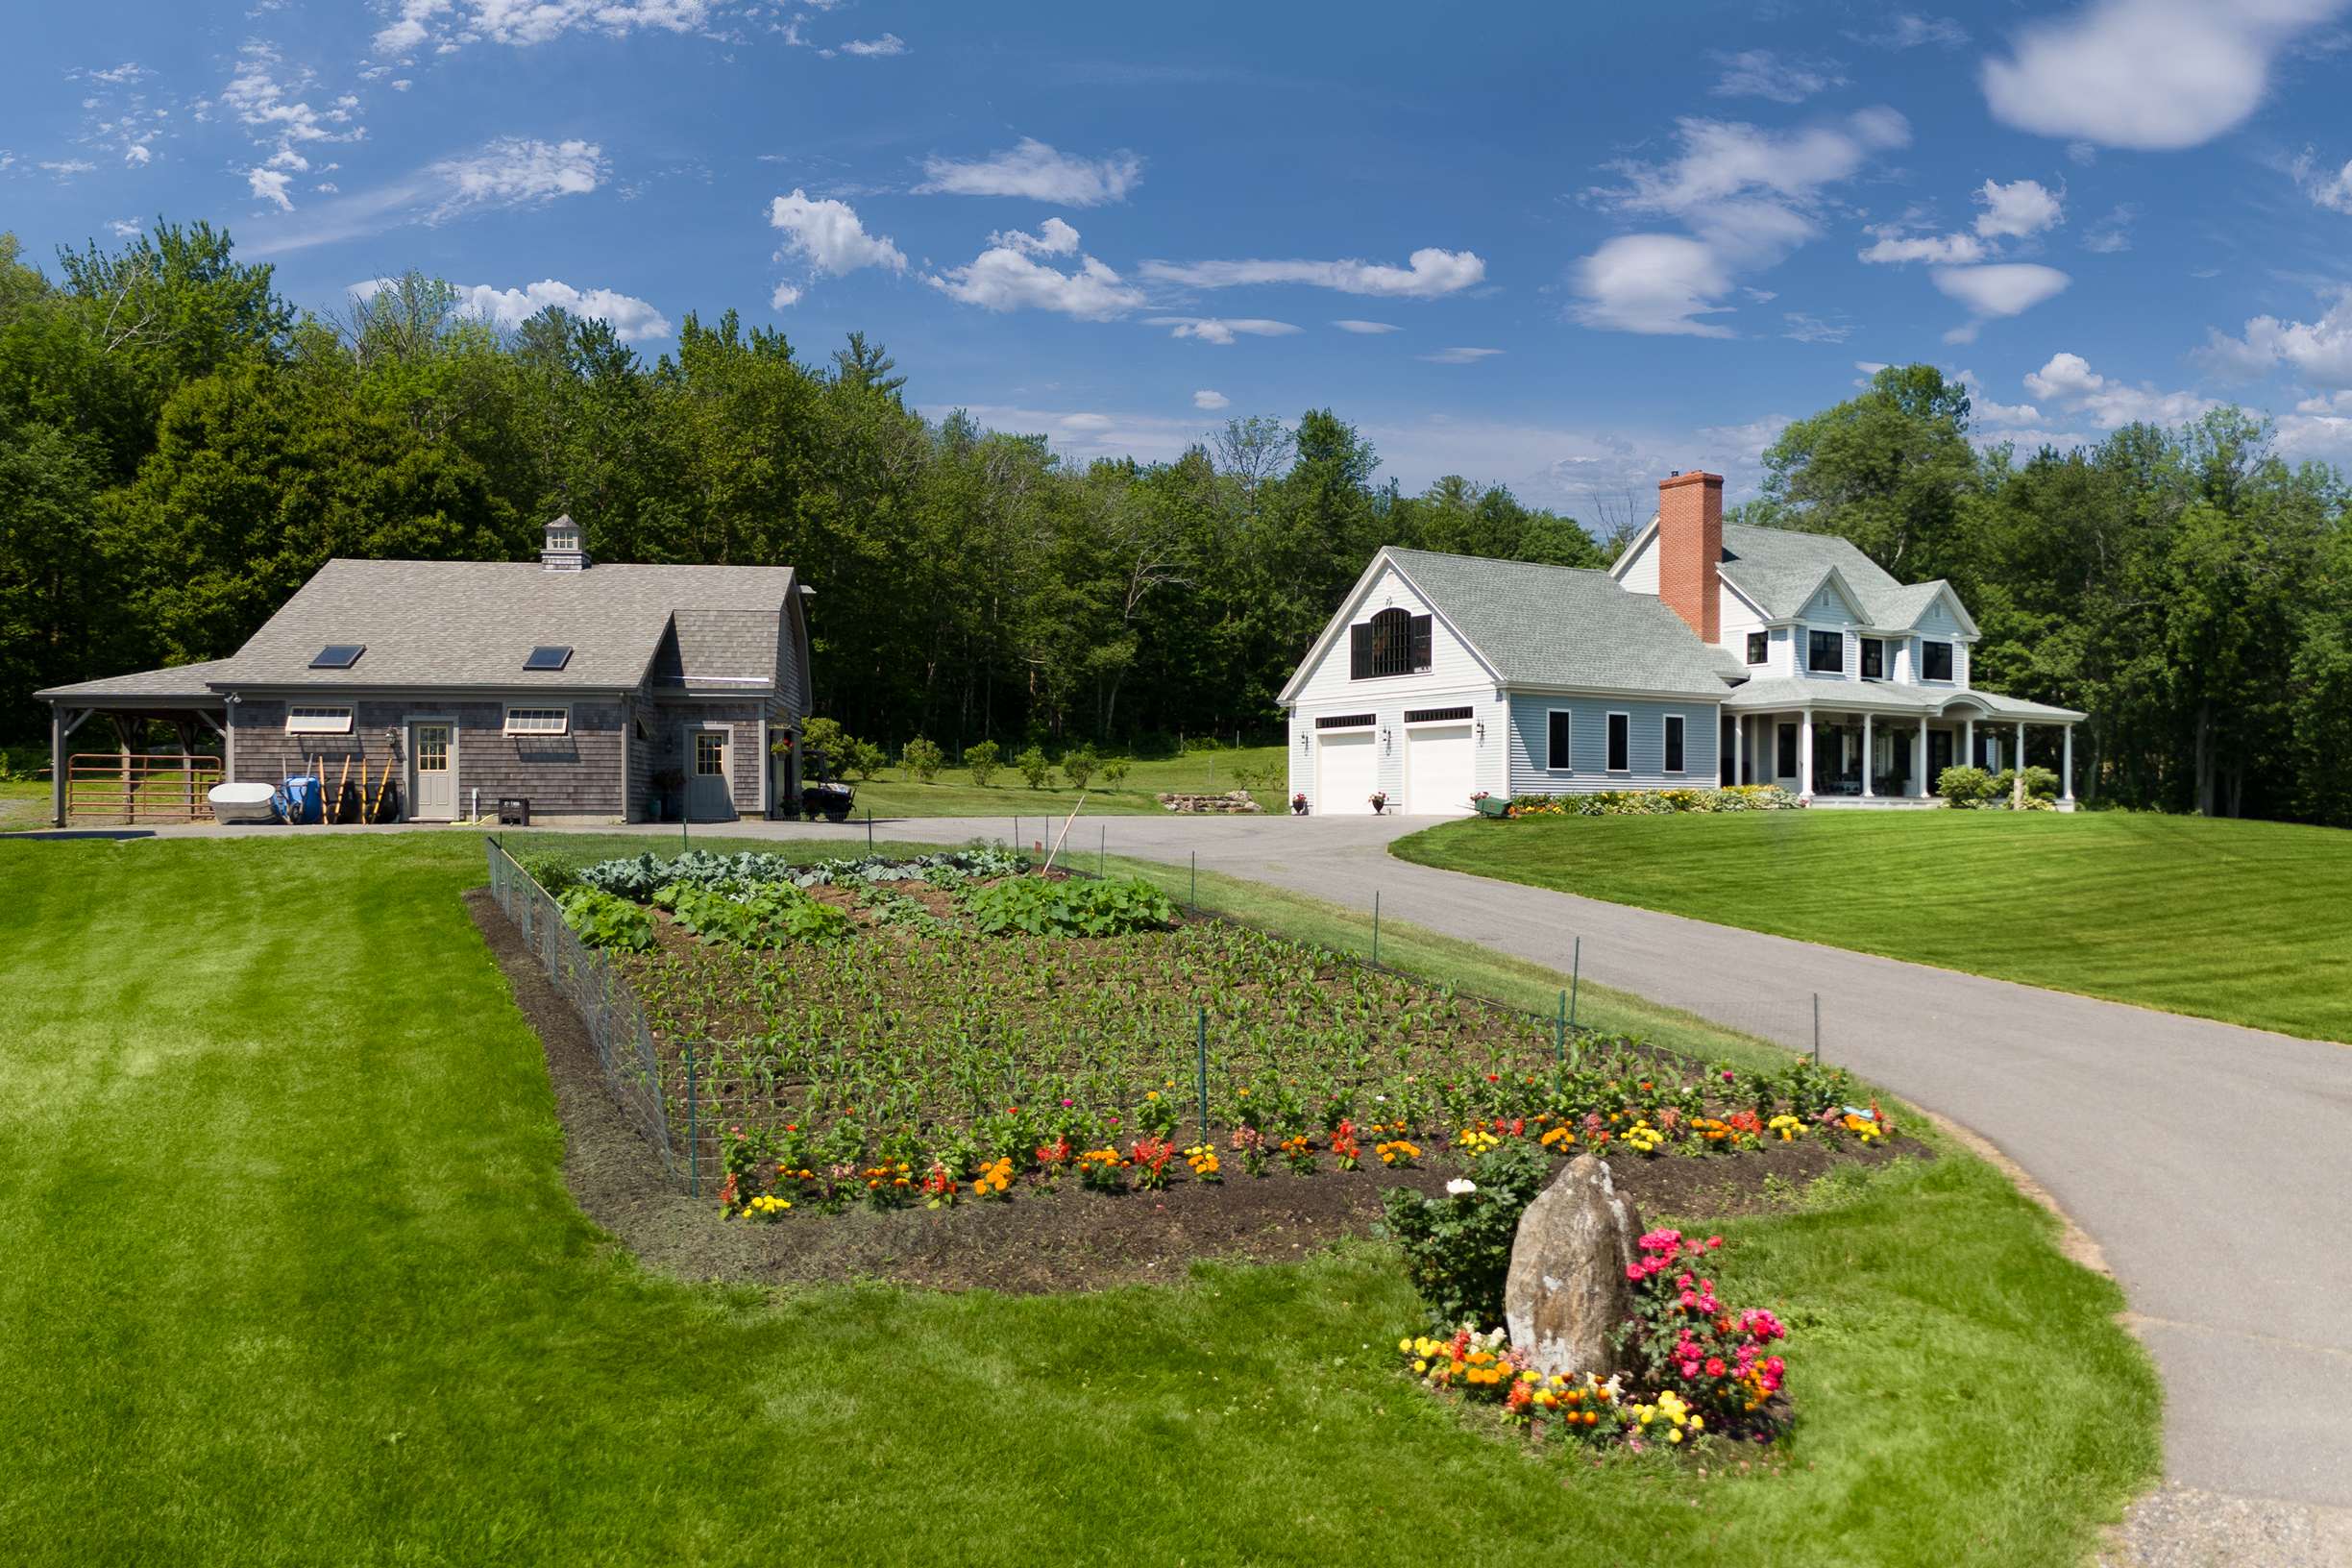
xmin=467 ymin=888 xmax=1927 ymax=1294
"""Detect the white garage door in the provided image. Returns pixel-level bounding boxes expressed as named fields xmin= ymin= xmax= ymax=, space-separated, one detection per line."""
xmin=1315 ymin=730 xmax=1378 ymax=815
xmin=1405 ymin=723 xmax=1477 ymax=816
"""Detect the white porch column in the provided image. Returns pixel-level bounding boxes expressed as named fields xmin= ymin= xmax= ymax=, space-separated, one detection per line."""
xmin=50 ymin=704 xmax=66 ymax=828
xmin=1732 ymin=713 xmax=1744 ymax=785
xmin=1963 ymin=716 xmax=1974 ymax=772
xmin=2062 ymin=725 xmax=2075 ymax=801
xmin=1911 ymin=723 xmax=1927 ymax=797
xmin=1860 ymin=712 xmax=1874 ymax=797
xmin=1799 ymin=711 xmax=1815 ymax=799
xmin=2016 ymin=722 xmax=2027 ymax=772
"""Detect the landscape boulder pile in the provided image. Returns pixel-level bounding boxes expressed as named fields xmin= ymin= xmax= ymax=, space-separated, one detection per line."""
xmin=1156 ymin=791 xmax=1262 ymax=814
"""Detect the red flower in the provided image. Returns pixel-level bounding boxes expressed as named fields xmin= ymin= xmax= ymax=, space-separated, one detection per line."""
xmin=1705 ymin=1358 xmax=1727 ymax=1378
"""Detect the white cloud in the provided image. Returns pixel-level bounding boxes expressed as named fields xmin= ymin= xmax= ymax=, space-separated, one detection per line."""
xmin=1572 ymin=108 xmax=1909 ymax=334
xmin=123 ymin=143 xmax=152 ymax=166
xmin=1853 ymin=13 xmax=1969 ymax=49
xmin=926 ymin=224 xmax=1145 ymax=319
xmin=2082 ymin=203 xmax=2138 ymax=252
xmin=1332 ymin=319 xmax=1399 ymax=333
xmin=1952 ymin=369 xmax=2044 ymax=427
xmin=429 ymin=137 xmax=604 ymax=218
xmin=916 ymin=137 xmax=1141 ymax=206
xmin=2197 ymin=289 xmax=2352 ymax=387
xmin=375 ymin=0 xmax=716 ymax=56
xmin=1143 ymin=316 xmax=1301 ymax=344
xmin=1139 ymin=247 xmax=1485 ymax=299
xmin=1192 ymin=389 xmax=1230 ymax=410
xmin=768 ymin=188 xmax=907 ymax=279
xmin=1932 ymin=263 xmax=2070 ymax=341
xmin=1981 ymin=0 xmax=2350 ymax=152
xmin=919 ymin=403 xmax=1213 ymax=467
xmin=1417 ymin=347 xmax=1504 ymax=364
xmin=2290 ymin=146 xmax=2352 ymax=213
xmin=986 ymin=216 xmax=1079 ymax=256
xmin=1710 ymin=50 xmax=1846 ymax=104
xmin=1573 ymin=233 xmax=1735 ymax=336
xmin=1973 ymin=177 xmax=2063 ymax=238
xmin=1859 ymin=230 xmax=1988 ymax=264
xmin=74 ymin=61 xmax=153 ymax=86
xmin=2022 ymin=351 xmax=2218 ymax=426
xmin=39 ymin=159 xmax=98 ymax=179
xmin=223 ymin=42 xmax=365 ymax=210
xmin=1781 ymin=312 xmax=1852 ymax=342
xmin=454 ymin=279 xmax=672 ymax=339
xmin=107 ymin=217 xmax=142 ymax=238
xmin=826 ymin=33 xmax=907 ymax=59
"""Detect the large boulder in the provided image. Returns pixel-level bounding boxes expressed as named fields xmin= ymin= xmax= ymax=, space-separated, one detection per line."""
xmin=1504 ymin=1154 xmax=1644 ymax=1379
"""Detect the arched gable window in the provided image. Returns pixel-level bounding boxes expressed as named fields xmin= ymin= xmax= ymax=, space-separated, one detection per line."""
xmin=1350 ymin=605 xmax=1433 ymax=679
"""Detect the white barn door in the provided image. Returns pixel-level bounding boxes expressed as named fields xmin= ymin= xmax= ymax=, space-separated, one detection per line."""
xmin=1404 ymin=723 xmax=1476 ymax=815
xmin=1314 ymin=730 xmax=1377 ymax=815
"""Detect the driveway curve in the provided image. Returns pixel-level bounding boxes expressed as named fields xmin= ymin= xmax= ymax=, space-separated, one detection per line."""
xmin=743 ymin=810 xmax=2350 ymax=1512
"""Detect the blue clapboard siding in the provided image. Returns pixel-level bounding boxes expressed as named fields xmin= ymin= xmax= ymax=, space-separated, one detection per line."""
xmin=1505 ymin=694 xmax=1720 ymax=796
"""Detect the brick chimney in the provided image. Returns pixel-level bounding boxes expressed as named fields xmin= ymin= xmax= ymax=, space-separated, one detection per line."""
xmin=1655 ymin=471 xmax=1723 ymax=643
xmin=541 ymin=514 xmax=589 ymax=572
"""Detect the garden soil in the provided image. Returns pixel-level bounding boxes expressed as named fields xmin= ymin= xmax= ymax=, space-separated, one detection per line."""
xmin=466 ymin=888 xmax=1923 ymax=1295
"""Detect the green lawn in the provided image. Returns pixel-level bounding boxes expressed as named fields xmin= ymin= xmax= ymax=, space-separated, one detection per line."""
xmin=843 ymin=744 xmax=1286 ymax=818
xmin=0 ymin=830 xmax=2155 ymax=1565
xmin=1393 ymin=808 xmax=2352 ymax=1043
xmin=0 ymin=778 xmax=45 ymax=831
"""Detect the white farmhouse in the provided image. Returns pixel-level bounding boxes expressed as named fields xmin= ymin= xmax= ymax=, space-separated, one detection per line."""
xmin=1279 ymin=470 xmax=2084 ymax=815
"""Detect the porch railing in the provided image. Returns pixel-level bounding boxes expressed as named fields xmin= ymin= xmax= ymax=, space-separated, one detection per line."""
xmin=65 ymin=752 xmax=224 ymax=823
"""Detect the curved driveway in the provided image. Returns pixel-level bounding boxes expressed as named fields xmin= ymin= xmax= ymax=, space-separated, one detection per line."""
xmin=748 ymin=809 xmax=2351 ymax=1511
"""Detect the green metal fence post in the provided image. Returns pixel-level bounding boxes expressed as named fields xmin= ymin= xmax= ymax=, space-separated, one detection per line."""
xmin=685 ymin=1041 xmax=700 ymax=1197
xmin=1189 ymin=850 xmax=1197 ymax=912
xmin=1554 ymin=988 xmax=1566 ymax=1088
xmin=1812 ymin=993 xmax=1822 ymax=1066
xmin=1195 ymin=1007 xmax=1210 ymax=1140
xmin=1372 ymin=891 xmax=1380 ymax=968
xmin=867 ymin=809 xmax=874 ymax=853
xmin=1098 ymin=824 xmax=1106 ymax=878
xmin=1569 ymin=937 xmax=1582 ymax=1070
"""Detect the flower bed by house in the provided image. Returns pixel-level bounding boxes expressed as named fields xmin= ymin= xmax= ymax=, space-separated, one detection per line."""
xmin=541 ymin=846 xmax=1904 ymax=1227
xmin=1503 ymin=784 xmax=1801 ymax=818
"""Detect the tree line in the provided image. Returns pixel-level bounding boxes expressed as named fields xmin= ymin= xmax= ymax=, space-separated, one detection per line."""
xmin=0 ymin=224 xmax=1601 ymax=762
xmin=3 ymin=227 xmax=2346 ymax=823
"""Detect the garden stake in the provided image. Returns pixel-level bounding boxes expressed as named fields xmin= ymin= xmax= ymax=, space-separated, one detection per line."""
xmin=1195 ymin=1007 xmax=1210 ymax=1139
xmin=1098 ymin=824 xmax=1106 ymax=878
xmin=1371 ymin=891 xmax=1380 ymax=967
xmin=1812 ymin=993 xmax=1822 ymax=1066
xmin=685 ymin=1041 xmax=699 ymax=1197
xmin=1569 ymin=936 xmax=1582 ymax=1033
xmin=867 ymin=809 xmax=874 ymax=852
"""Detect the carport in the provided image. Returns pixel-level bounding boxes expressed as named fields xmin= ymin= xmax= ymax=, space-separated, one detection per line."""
xmin=35 ymin=661 xmax=237 ymax=827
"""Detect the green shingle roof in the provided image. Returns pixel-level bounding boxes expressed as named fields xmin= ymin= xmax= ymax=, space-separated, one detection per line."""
xmin=1384 ymin=548 xmax=1740 ymax=698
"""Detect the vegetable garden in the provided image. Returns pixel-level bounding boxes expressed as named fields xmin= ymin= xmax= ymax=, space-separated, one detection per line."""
xmin=518 ymin=842 xmax=1912 ymax=1228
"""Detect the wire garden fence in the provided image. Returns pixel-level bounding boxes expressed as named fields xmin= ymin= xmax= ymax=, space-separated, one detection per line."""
xmin=486 ymin=833 xmax=1824 ymax=1203
xmin=485 ymin=836 xmax=685 ymax=1189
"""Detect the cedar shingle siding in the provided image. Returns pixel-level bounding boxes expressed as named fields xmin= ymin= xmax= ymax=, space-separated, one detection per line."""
xmin=232 ymin=698 xmax=629 ymax=817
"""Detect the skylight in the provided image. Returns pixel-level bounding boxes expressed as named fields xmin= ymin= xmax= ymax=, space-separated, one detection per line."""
xmin=309 ymin=645 xmax=365 ymax=669
xmin=524 ymin=646 xmax=573 ymax=672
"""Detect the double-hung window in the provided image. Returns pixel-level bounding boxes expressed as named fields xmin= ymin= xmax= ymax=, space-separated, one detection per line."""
xmin=1605 ymin=712 xmax=1630 ymax=773
xmin=1663 ymin=715 xmax=1685 ymax=774
xmin=1921 ymin=641 xmax=1954 ymax=681
xmin=1546 ymin=711 xmax=1573 ymax=771
xmin=1745 ymin=631 xmax=1768 ymax=665
xmin=1860 ymin=637 xmax=1884 ymax=679
xmin=1806 ymin=629 xmax=1845 ymax=674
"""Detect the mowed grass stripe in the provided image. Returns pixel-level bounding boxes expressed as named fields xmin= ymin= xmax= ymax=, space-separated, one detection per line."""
xmin=1394 ymin=810 xmax=2352 ymax=1042
xmin=0 ymin=832 xmax=2154 ymax=1566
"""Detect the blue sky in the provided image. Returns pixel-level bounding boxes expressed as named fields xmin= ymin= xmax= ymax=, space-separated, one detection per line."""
xmin=10 ymin=0 xmax=2352 ymax=510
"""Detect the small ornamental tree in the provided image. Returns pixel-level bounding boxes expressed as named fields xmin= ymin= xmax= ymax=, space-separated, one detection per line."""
xmin=965 ymin=739 xmax=1002 ymax=786
xmin=847 ymin=739 xmax=889 ymax=780
xmin=1016 ymin=744 xmax=1053 ymax=789
xmin=1061 ymin=744 xmax=1099 ymax=789
xmin=1100 ymin=756 xmax=1131 ymax=788
xmin=902 ymin=737 xmax=944 ymax=782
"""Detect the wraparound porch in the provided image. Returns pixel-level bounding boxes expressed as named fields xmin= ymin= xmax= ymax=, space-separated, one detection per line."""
xmin=1719 ymin=694 xmax=2080 ymax=807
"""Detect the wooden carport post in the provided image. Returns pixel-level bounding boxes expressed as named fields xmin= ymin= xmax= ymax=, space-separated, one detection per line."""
xmin=49 ymin=705 xmax=93 ymax=826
